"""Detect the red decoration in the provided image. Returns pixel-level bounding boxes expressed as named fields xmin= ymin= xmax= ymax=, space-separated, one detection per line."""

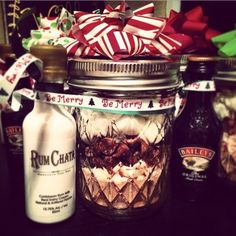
xmin=66 ymin=2 xmax=220 ymax=60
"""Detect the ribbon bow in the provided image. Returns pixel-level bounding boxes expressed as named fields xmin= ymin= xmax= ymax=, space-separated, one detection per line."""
xmin=22 ymin=8 xmax=76 ymax=50
xmin=162 ymin=6 xmax=220 ymax=54
xmin=212 ymin=29 xmax=236 ymax=57
xmin=66 ymin=3 xmax=220 ymax=60
xmin=22 ymin=2 xmax=220 ymax=60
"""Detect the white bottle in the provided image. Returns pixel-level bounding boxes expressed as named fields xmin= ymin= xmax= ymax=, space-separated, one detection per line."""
xmin=23 ymin=45 xmax=76 ymax=224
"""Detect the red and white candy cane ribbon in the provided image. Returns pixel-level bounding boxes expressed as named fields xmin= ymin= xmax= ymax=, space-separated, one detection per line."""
xmin=93 ymin=30 xmax=146 ymax=60
xmin=0 ymin=53 xmax=42 ymax=111
xmin=68 ymin=2 xmax=220 ymax=59
xmin=70 ymin=2 xmax=169 ymax=60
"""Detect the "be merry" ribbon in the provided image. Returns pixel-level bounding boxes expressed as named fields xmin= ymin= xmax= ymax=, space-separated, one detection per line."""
xmin=12 ymin=88 xmax=175 ymax=115
xmin=0 ymin=53 xmax=41 ymax=111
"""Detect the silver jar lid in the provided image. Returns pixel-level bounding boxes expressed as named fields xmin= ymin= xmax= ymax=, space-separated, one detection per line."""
xmin=214 ymin=57 xmax=236 ymax=83
xmin=68 ymin=58 xmax=179 ymax=91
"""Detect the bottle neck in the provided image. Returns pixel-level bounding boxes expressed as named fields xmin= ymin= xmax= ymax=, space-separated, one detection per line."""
xmin=34 ymin=100 xmax=56 ymax=110
xmin=184 ymin=91 xmax=215 ymax=109
xmin=33 ymin=99 xmax=70 ymax=118
xmin=35 ymin=82 xmax=64 ymax=93
xmin=16 ymin=76 xmax=32 ymax=90
xmin=33 ymin=82 xmax=65 ymax=111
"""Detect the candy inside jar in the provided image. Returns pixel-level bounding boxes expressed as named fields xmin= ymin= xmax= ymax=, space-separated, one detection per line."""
xmin=213 ymin=58 xmax=236 ymax=185
xmin=79 ymin=111 xmax=167 ymax=207
xmin=68 ymin=58 xmax=179 ymax=220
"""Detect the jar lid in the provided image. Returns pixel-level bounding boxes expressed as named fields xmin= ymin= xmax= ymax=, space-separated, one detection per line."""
xmin=68 ymin=58 xmax=179 ymax=91
xmin=214 ymin=57 xmax=236 ymax=83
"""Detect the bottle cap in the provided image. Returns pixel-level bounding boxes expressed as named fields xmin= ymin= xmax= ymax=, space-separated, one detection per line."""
xmin=0 ymin=44 xmax=15 ymax=60
xmin=183 ymin=56 xmax=217 ymax=83
xmin=30 ymin=45 xmax=67 ymax=83
xmin=187 ymin=56 xmax=217 ymax=62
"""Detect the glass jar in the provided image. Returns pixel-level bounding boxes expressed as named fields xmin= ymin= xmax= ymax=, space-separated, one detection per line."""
xmin=68 ymin=58 xmax=179 ymax=220
xmin=213 ymin=58 xmax=236 ymax=187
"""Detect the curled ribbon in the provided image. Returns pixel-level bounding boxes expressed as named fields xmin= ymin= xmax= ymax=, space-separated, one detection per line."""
xmin=22 ymin=8 xmax=75 ymax=50
xmin=0 ymin=53 xmax=41 ymax=111
xmin=22 ymin=2 xmax=220 ymax=60
xmin=162 ymin=6 xmax=220 ymax=54
xmin=212 ymin=29 xmax=236 ymax=57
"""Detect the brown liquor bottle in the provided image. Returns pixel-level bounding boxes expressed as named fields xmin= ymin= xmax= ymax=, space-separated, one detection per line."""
xmin=171 ymin=56 xmax=222 ymax=202
xmin=0 ymin=44 xmax=33 ymax=190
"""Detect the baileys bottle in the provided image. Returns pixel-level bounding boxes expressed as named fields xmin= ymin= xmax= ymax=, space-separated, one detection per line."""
xmin=0 ymin=44 xmax=33 ymax=190
xmin=171 ymin=56 xmax=222 ymax=202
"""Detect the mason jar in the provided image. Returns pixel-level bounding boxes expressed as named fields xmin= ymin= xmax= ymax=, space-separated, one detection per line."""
xmin=213 ymin=58 xmax=236 ymax=187
xmin=68 ymin=58 xmax=179 ymax=220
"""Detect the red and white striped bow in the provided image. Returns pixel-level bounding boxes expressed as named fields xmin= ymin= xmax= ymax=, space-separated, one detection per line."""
xmin=66 ymin=2 xmax=219 ymax=60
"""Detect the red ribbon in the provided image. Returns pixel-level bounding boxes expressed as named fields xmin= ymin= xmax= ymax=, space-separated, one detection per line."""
xmin=163 ymin=6 xmax=220 ymax=53
xmin=66 ymin=3 xmax=220 ymax=60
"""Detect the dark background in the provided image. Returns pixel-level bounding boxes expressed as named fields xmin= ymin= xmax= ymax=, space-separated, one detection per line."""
xmin=181 ymin=1 xmax=236 ymax=32
xmin=4 ymin=1 xmax=105 ymax=41
xmin=4 ymin=0 xmax=236 ymax=39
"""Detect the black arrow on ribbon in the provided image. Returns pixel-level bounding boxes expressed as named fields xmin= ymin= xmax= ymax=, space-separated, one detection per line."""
xmin=35 ymin=92 xmax=40 ymax=100
xmin=88 ymin=98 xmax=95 ymax=106
xmin=0 ymin=88 xmax=8 ymax=97
xmin=148 ymin=100 xmax=154 ymax=108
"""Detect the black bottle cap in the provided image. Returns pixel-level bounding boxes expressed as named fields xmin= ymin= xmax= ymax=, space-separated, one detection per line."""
xmin=183 ymin=56 xmax=218 ymax=83
xmin=0 ymin=44 xmax=14 ymax=60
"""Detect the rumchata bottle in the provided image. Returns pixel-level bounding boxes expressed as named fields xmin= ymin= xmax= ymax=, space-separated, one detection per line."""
xmin=23 ymin=45 xmax=76 ymax=223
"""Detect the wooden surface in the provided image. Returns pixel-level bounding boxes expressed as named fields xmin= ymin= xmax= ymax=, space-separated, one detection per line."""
xmin=1 ymin=143 xmax=236 ymax=236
